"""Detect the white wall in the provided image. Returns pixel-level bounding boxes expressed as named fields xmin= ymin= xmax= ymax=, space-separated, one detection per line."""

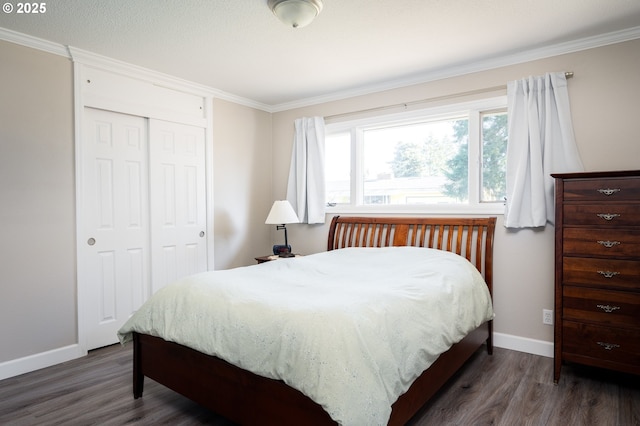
xmin=0 ymin=40 xmax=76 ymax=362
xmin=212 ymin=98 xmax=274 ymax=269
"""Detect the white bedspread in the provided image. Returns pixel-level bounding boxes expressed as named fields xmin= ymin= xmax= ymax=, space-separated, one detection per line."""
xmin=118 ymin=247 xmax=493 ymax=425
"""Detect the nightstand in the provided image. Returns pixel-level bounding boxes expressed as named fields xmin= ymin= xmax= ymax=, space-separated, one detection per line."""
xmin=255 ymin=254 xmax=302 ymax=264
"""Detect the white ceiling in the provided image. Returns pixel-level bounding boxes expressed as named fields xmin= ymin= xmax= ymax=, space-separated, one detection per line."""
xmin=1 ymin=0 xmax=640 ymax=110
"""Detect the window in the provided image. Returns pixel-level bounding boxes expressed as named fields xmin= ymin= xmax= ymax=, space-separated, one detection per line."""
xmin=325 ymin=97 xmax=507 ymax=213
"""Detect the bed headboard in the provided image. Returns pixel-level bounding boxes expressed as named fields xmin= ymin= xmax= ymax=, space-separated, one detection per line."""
xmin=327 ymin=216 xmax=497 ymax=292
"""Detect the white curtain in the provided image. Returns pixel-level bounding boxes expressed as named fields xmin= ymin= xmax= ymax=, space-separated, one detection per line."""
xmin=504 ymin=72 xmax=583 ymax=228
xmin=286 ymin=117 xmax=326 ymax=224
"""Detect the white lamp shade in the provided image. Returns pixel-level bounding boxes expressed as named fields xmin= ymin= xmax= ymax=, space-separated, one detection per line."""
xmin=265 ymin=200 xmax=299 ymax=224
xmin=268 ymin=0 xmax=323 ymax=28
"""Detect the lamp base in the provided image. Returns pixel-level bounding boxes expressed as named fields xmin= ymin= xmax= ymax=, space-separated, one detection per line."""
xmin=272 ymin=244 xmax=292 ymax=256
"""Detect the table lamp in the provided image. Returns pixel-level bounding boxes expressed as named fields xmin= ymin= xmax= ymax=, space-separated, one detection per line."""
xmin=265 ymin=200 xmax=299 ymax=257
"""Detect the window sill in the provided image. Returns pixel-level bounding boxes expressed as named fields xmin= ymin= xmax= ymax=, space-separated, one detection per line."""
xmin=325 ymin=203 xmax=505 ymax=216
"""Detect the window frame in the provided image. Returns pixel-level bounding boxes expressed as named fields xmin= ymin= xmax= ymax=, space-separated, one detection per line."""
xmin=325 ymin=96 xmax=507 ymax=215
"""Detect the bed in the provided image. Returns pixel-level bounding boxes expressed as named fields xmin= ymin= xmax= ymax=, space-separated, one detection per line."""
xmin=118 ymin=215 xmax=496 ymax=425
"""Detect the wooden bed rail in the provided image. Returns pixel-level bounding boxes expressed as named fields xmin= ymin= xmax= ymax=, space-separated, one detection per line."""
xmin=327 ymin=216 xmax=497 ymax=292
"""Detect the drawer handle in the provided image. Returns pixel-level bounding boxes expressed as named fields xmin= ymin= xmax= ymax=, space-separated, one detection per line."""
xmin=597 ymin=270 xmax=620 ymax=278
xmin=597 ymin=188 xmax=621 ymax=196
xmin=596 ymin=304 xmax=621 ymax=313
xmin=596 ymin=213 xmax=620 ymax=221
xmin=597 ymin=240 xmax=621 ymax=248
xmin=597 ymin=342 xmax=620 ymax=351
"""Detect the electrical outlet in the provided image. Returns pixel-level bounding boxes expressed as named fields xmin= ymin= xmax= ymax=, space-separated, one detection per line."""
xmin=543 ymin=309 xmax=553 ymax=325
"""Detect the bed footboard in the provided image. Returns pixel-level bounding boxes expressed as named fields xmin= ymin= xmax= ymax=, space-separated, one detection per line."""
xmin=133 ymin=332 xmax=336 ymax=425
xmin=132 ymin=324 xmax=489 ymax=426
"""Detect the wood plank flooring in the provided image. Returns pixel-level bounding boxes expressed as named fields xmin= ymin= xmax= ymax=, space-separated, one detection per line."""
xmin=0 ymin=344 xmax=638 ymax=425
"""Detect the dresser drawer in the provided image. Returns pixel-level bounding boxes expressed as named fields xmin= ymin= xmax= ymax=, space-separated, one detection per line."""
xmin=563 ymin=177 xmax=640 ymax=201
xmin=563 ymin=257 xmax=640 ymax=290
xmin=563 ymin=204 xmax=639 ymax=227
xmin=563 ymin=286 xmax=640 ymax=327
xmin=563 ymin=321 xmax=640 ymax=367
xmin=563 ymin=228 xmax=640 ymax=258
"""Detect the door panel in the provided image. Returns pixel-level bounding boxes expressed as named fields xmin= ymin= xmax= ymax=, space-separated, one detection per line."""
xmin=81 ymin=108 xmax=150 ymax=349
xmin=149 ymin=119 xmax=207 ymax=293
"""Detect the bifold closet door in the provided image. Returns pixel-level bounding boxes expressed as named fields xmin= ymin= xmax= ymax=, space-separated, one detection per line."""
xmin=149 ymin=119 xmax=207 ymax=293
xmin=81 ymin=107 xmax=151 ymax=350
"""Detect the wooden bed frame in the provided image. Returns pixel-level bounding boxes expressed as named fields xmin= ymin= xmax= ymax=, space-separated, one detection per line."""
xmin=132 ymin=216 xmax=497 ymax=425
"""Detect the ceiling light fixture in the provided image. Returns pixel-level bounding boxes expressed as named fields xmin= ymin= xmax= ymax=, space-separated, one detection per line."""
xmin=268 ymin=0 xmax=323 ymax=28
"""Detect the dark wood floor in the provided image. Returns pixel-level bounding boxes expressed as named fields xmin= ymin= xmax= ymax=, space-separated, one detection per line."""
xmin=0 ymin=344 xmax=638 ymax=425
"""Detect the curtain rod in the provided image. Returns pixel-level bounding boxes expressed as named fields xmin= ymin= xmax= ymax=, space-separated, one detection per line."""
xmin=325 ymin=71 xmax=574 ymax=122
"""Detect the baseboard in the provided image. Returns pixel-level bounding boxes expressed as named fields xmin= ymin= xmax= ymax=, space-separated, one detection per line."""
xmin=493 ymin=332 xmax=554 ymax=358
xmin=0 ymin=344 xmax=86 ymax=381
xmin=0 ymin=333 xmax=552 ymax=381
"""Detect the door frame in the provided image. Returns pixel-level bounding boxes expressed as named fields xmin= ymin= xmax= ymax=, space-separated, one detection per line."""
xmin=72 ymin=52 xmax=215 ymax=354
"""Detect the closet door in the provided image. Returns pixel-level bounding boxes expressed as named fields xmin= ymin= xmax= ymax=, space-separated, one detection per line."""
xmin=149 ymin=119 xmax=207 ymax=292
xmin=80 ymin=108 xmax=151 ymax=350
xmin=75 ymin=63 xmax=211 ymax=353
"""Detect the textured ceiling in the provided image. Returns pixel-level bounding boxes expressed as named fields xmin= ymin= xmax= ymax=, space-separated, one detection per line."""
xmin=1 ymin=0 xmax=640 ymax=109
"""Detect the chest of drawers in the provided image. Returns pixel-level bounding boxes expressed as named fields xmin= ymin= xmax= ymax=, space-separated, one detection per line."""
xmin=552 ymin=170 xmax=640 ymax=383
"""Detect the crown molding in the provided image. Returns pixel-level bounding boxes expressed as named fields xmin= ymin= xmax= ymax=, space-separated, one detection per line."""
xmin=3 ymin=24 xmax=640 ymax=113
xmin=0 ymin=26 xmax=69 ymax=56
xmin=270 ymin=25 xmax=640 ymax=112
